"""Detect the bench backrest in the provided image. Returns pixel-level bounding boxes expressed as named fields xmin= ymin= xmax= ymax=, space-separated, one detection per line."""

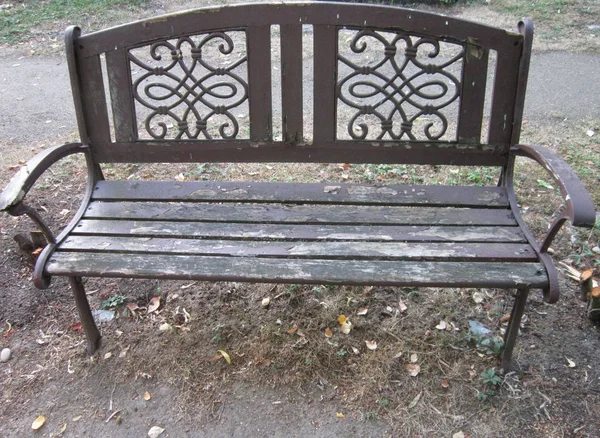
xmin=67 ymin=2 xmax=531 ymax=167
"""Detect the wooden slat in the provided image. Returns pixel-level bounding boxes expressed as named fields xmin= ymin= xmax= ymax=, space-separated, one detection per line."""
xmin=85 ymin=201 xmax=517 ymax=226
xmin=313 ymin=24 xmax=337 ymax=143
xmin=247 ymin=25 xmax=272 ymax=141
xmin=73 ymin=220 xmax=526 ymax=243
xmin=46 ymin=252 xmax=548 ymax=288
xmin=280 ymin=23 xmax=303 ymax=143
xmin=488 ymin=47 xmax=521 ymax=145
xmin=91 ymin=181 xmax=509 ymax=207
xmin=59 ymin=236 xmax=537 ymax=261
xmin=78 ymin=54 xmax=111 ymax=143
xmin=458 ymin=43 xmax=489 ymax=143
xmin=105 ymin=49 xmax=137 ymax=142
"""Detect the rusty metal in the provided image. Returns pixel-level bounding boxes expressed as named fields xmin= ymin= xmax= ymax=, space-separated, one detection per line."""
xmin=337 ymin=28 xmax=464 ymax=141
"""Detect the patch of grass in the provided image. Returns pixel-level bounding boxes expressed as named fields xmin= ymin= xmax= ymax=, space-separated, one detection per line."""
xmin=0 ymin=0 xmax=149 ymax=44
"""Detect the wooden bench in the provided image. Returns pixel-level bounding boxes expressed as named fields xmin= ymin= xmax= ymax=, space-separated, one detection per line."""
xmin=1 ymin=2 xmax=595 ymax=372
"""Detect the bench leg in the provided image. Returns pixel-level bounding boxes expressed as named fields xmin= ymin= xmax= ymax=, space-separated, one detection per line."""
xmin=502 ymin=288 xmax=529 ymax=373
xmin=69 ymin=277 xmax=101 ymax=355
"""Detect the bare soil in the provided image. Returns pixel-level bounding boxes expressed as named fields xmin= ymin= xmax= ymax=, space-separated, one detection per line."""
xmin=1 ymin=1 xmax=600 ymax=437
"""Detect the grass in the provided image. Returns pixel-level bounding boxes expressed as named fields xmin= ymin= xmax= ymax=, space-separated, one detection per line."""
xmin=0 ymin=0 xmax=149 ymax=44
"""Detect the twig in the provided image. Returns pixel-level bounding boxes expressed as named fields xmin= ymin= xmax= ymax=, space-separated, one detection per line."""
xmin=105 ymin=410 xmax=121 ymax=423
xmin=109 ymin=383 xmax=116 ymax=411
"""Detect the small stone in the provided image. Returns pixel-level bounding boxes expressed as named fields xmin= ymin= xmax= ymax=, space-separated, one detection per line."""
xmin=1 ymin=348 xmax=11 ymax=362
xmin=592 ymin=247 xmax=600 ymax=255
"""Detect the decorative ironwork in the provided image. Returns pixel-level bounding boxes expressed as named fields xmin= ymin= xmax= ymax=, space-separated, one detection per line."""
xmin=128 ymin=31 xmax=249 ymax=140
xmin=337 ymin=29 xmax=465 ymax=141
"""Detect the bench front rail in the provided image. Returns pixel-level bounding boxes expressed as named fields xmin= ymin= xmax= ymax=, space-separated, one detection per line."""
xmin=0 ymin=2 xmax=595 ymax=372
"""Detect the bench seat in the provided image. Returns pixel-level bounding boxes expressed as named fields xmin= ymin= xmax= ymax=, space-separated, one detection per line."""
xmin=46 ymin=180 xmax=547 ymax=289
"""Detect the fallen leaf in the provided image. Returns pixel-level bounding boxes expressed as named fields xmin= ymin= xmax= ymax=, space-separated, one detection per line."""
xmin=174 ymin=173 xmax=185 ymax=181
xmin=337 ymin=314 xmax=347 ymax=325
xmin=158 ymin=323 xmax=172 ymax=332
xmin=398 ymin=299 xmax=408 ymax=313
xmin=472 ymin=292 xmax=484 ymax=304
xmin=436 ymin=320 xmax=448 ymax=330
xmin=500 ymin=313 xmax=511 ymax=324
xmin=336 ymin=412 xmax=345 ymax=419
xmin=441 ymin=379 xmax=450 ymax=388
xmin=406 ymin=363 xmax=421 ymax=377
xmin=408 ymin=391 xmax=422 ymax=409
xmin=453 ymin=432 xmax=465 ymax=438
xmin=143 ymin=391 xmax=152 ymax=401
xmin=126 ymin=303 xmax=139 ymax=312
xmin=217 ymin=349 xmax=232 ymax=365
xmin=324 ymin=185 xmax=341 ymax=193
xmin=566 ymin=357 xmax=576 ymax=368
xmin=357 ymin=307 xmax=368 ymax=316
xmin=32 ymin=248 xmax=43 ymax=257
xmin=104 ymin=352 xmax=112 ymax=360
xmin=32 ymin=416 xmax=46 ymax=430
xmin=324 ymin=327 xmax=333 ymax=338
xmin=69 ymin=322 xmax=82 ymax=331
xmin=148 ymin=426 xmax=165 ymax=438
xmin=365 ymin=340 xmax=377 ymax=350
xmin=342 ymin=163 xmax=350 ymax=169
xmin=351 ymin=347 xmax=360 ymax=355
xmin=410 ymin=353 xmax=418 ymax=363
xmin=147 ymin=297 xmax=161 ymax=313
xmin=261 ymin=297 xmax=271 ymax=308
xmin=287 ymin=325 xmax=298 ymax=335
xmin=59 ymin=423 xmax=67 ymax=433
xmin=72 ymin=415 xmax=82 ymax=422
xmin=340 ymin=321 xmax=352 ymax=335
xmin=587 ymin=129 xmax=595 ymax=137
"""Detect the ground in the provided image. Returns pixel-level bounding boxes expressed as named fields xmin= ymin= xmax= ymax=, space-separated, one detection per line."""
xmin=0 ymin=1 xmax=600 ymax=437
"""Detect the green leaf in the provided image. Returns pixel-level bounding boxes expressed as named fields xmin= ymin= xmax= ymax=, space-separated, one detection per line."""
xmin=537 ymin=179 xmax=554 ymax=189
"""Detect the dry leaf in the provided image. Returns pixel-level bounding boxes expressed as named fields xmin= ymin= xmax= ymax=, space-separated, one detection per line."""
xmin=365 ymin=340 xmax=377 ymax=350
xmin=148 ymin=426 xmax=165 ymax=438
xmin=104 ymin=352 xmax=112 ymax=360
xmin=158 ymin=323 xmax=172 ymax=332
xmin=174 ymin=173 xmax=185 ymax=181
xmin=72 ymin=415 xmax=82 ymax=422
xmin=126 ymin=303 xmax=139 ymax=312
xmin=32 ymin=416 xmax=46 ymax=430
xmin=500 ymin=313 xmax=511 ymax=324
xmin=340 ymin=321 xmax=352 ymax=334
xmin=453 ymin=432 xmax=465 ymax=438
xmin=336 ymin=412 xmax=345 ymax=419
xmin=408 ymin=391 xmax=422 ymax=409
xmin=337 ymin=315 xmax=347 ymax=325
xmin=410 ymin=353 xmax=418 ymax=363
xmin=147 ymin=297 xmax=161 ymax=313
xmin=441 ymin=379 xmax=450 ymax=388
xmin=472 ymin=292 xmax=484 ymax=304
xmin=143 ymin=391 xmax=152 ymax=401
xmin=287 ymin=325 xmax=298 ymax=335
xmin=406 ymin=363 xmax=421 ymax=377
xmin=351 ymin=347 xmax=360 ymax=355
xmin=324 ymin=185 xmax=341 ymax=193
xmin=357 ymin=307 xmax=368 ymax=316
xmin=324 ymin=327 xmax=333 ymax=338
xmin=436 ymin=320 xmax=448 ymax=330
xmin=217 ymin=349 xmax=232 ymax=365
xmin=398 ymin=299 xmax=408 ymax=313
xmin=566 ymin=357 xmax=576 ymax=368
xmin=59 ymin=423 xmax=67 ymax=433
xmin=261 ymin=297 xmax=271 ymax=308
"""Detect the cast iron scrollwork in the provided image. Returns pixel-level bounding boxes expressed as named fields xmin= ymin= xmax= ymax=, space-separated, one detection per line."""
xmin=337 ymin=29 xmax=465 ymax=141
xmin=128 ymin=31 xmax=249 ymax=140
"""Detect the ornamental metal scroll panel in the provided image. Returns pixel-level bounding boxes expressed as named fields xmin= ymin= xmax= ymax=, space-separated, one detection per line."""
xmin=336 ymin=28 xmax=465 ymax=142
xmin=128 ymin=31 xmax=249 ymax=140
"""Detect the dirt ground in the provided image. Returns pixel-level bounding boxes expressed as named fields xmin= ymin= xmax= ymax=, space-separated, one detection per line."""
xmin=1 ymin=1 xmax=600 ymax=437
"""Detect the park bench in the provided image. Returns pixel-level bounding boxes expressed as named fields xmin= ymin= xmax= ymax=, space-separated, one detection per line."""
xmin=0 ymin=2 xmax=595 ymax=372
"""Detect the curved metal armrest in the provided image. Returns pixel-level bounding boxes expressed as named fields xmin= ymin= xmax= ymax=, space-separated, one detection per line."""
xmin=512 ymin=143 xmax=596 ymax=251
xmin=0 ymin=142 xmax=87 ymax=212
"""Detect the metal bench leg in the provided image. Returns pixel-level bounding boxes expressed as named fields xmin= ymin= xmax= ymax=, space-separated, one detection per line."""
xmin=69 ymin=277 xmax=101 ymax=355
xmin=502 ymin=288 xmax=529 ymax=373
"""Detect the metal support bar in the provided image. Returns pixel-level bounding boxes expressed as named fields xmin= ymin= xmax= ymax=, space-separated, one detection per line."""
xmin=69 ymin=277 xmax=101 ymax=355
xmin=502 ymin=288 xmax=529 ymax=372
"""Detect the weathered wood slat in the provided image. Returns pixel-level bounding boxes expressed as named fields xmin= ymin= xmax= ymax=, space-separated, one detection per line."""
xmin=85 ymin=201 xmax=516 ymax=225
xmin=91 ymin=181 xmax=509 ymax=207
xmin=46 ymin=252 xmax=547 ymax=288
xmin=73 ymin=220 xmax=526 ymax=242
xmin=78 ymin=54 xmax=111 ymax=143
xmin=59 ymin=236 xmax=537 ymax=261
xmin=488 ymin=45 xmax=521 ymax=145
xmin=313 ymin=24 xmax=337 ymax=143
xmin=458 ymin=44 xmax=489 ymax=143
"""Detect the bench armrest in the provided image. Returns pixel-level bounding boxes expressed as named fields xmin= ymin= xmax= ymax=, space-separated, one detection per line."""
xmin=512 ymin=143 xmax=596 ymax=251
xmin=0 ymin=142 xmax=87 ymax=211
